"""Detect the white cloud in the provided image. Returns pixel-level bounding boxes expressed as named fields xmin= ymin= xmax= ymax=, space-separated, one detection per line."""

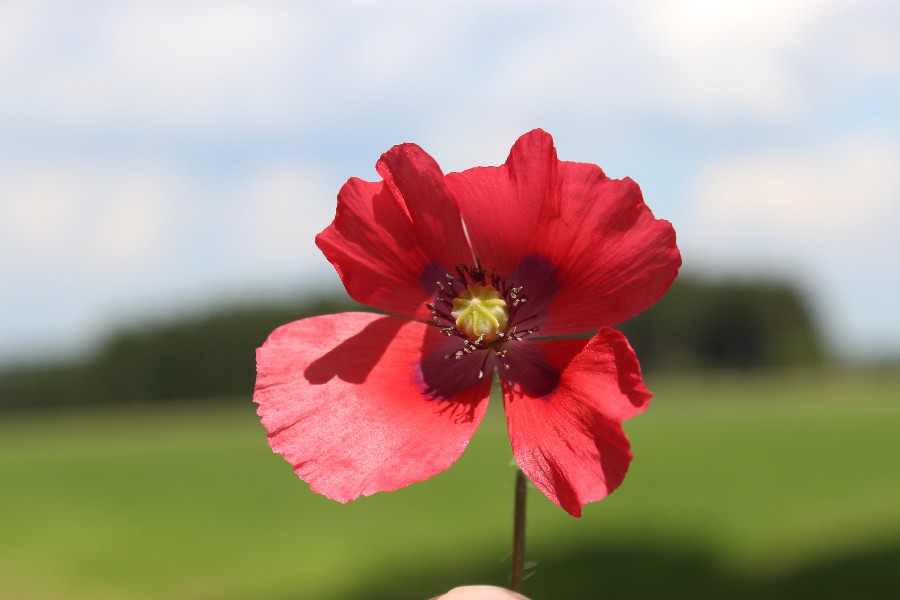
xmin=3 ymin=0 xmax=896 ymax=135
xmin=235 ymin=164 xmax=337 ymax=275
xmin=634 ymin=0 xmax=857 ymax=124
xmin=0 ymin=2 xmax=318 ymax=131
xmin=348 ymin=5 xmax=468 ymax=86
xmin=0 ymin=2 xmax=31 ymax=70
xmin=0 ymin=161 xmax=178 ymax=275
xmin=463 ymin=0 xmax=900 ymax=127
xmin=685 ymin=134 xmax=900 ymax=268
xmin=0 ymin=159 xmax=189 ymax=360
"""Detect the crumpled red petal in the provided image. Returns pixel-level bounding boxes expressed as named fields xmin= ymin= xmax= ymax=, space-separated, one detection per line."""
xmin=316 ymin=143 xmax=474 ymax=321
xmin=254 ymin=312 xmax=491 ymax=502
xmin=500 ymin=328 xmax=651 ymax=517
xmin=446 ymin=129 xmax=681 ymax=335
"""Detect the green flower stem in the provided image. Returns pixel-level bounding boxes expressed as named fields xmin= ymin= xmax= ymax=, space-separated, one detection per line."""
xmin=510 ymin=468 xmax=527 ymax=593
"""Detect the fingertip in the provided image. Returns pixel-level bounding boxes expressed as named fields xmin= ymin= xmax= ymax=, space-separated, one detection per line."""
xmin=433 ymin=585 xmax=530 ymax=600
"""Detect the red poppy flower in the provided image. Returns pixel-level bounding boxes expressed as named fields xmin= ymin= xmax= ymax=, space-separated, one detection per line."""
xmin=254 ymin=129 xmax=680 ymax=517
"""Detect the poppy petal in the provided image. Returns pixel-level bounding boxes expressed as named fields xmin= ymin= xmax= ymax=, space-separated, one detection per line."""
xmin=254 ymin=312 xmax=491 ymax=503
xmin=501 ymin=329 xmax=651 ymax=517
xmin=316 ymin=144 xmax=473 ymax=321
xmin=447 ymin=129 xmax=681 ymax=335
xmin=376 ymin=143 xmax=475 ymax=268
xmin=444 ymin=130 xmax=555 ymax=278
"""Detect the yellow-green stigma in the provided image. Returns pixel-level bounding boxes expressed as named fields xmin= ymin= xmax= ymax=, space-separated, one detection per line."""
xmin=450 ymin=284 xmax=509 ymax=343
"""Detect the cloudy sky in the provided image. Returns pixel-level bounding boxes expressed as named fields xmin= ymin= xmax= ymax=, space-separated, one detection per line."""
xmin=1 ymin=0 xmax=898 ymax=364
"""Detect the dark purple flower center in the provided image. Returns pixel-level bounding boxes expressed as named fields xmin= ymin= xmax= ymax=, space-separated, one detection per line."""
xmin=425 ymin=260 xmax=541 ymax=377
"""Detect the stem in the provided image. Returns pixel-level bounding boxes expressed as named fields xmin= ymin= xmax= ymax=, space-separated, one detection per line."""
xmin=510 ymin=468 xmax=527 ymax=593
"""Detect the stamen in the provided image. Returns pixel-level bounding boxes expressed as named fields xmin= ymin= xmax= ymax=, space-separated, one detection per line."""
xmin=424 ymin=259 xmax=544 ymax=373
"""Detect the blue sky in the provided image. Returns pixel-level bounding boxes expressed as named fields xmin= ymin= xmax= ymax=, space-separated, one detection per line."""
xmin=1 ymin=0 xmax=899 ymax=364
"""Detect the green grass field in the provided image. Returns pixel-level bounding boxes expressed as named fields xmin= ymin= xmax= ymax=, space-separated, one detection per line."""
xmin=1 ymin=369 xmax=898 ymax=600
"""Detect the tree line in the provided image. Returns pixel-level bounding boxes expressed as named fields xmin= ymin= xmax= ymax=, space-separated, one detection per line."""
xmin=0 ymin=277 xmax=825 ymax=410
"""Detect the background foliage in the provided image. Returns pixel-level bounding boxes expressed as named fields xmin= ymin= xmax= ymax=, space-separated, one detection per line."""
xmin=619 ymin=277 xmax=825 ymax=370
xmin=0 ymin=277 xmax=825 ymax=410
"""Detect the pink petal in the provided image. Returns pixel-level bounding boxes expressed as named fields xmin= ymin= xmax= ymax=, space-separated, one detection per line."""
xmin=316 ymin=143 xmax=473 ymax=321
xmin=446 ymin=129 xmax=681 ymax=335
xmin=254 ymin=312 xmax=491 ymax=502
xmin=501 ymin=329 xmax=651 ymax=517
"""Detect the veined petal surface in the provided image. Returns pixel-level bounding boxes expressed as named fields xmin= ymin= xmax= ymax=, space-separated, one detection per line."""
xmin=254 ymin=312 xmax=491 ymax=502
xmin=501 ymin=328 xmax=651 ymax=516
xmin=446 ymin=129 xmax=681 ymax=335
xmin=317 ymin=144 xmax=473 ymax=321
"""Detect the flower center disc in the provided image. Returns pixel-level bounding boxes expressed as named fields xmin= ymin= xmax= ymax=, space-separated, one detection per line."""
xmin=450 ymin=284 xmax=509 ymax=343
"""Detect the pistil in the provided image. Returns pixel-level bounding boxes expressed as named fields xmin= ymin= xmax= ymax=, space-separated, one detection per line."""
xmin=424 ymin=260 xmax=543 ymax=374
xmin=451 ymin=284 xmax=509 ymax=343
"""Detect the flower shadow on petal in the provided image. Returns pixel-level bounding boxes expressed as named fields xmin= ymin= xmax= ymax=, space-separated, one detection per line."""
xmin=415 ymin=333 xmax=491 ymax=425
xmin=303 ymin=316 xmax=404 ymax=385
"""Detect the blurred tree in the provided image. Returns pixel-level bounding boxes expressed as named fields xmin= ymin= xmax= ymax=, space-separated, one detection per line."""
xmin=0 ymin=278 xmax=826 ymax=409
xmin=618 ymin=277 xmax=826 ymax=371
xmin=0 ymin=296 xmax=365 ymax=409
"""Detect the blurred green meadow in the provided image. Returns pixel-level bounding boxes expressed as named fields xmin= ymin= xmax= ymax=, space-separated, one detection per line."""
xmin=2 ymin=369 xmax=898 ymax=600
